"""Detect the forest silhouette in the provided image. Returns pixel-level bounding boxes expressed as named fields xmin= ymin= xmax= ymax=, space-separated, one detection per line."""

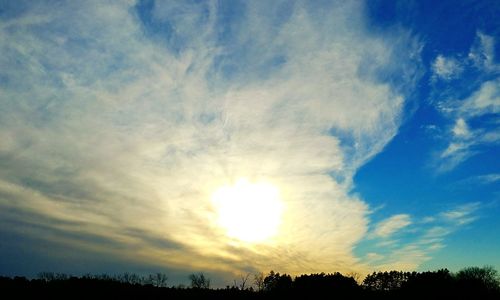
xmin=1 ymin=266 xmax=499 ymax=299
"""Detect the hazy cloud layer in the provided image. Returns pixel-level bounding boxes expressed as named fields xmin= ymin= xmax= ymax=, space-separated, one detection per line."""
xmin=0 ymin=0 xmax=423 ymax=279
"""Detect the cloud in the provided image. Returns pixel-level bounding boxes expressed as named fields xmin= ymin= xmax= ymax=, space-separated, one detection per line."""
xmin=373 ymin=214 xmax=412 ymax=238
xmin=451 ymin=118 xmax=471 ymax=137
xmin=435 ymin=118 xmax=474 ymax=171
xmin=431 ymin=55 xmax=463 ymax=81
xmin=365 ymin=252 xmax=384 ymax=262
xmin=429 ymin=31 xmax=499 ymax=172
xmin=469 ymin=32 xmax=499 ymax=72
xmin=437 ymin=78 xmax=500 ymax=172
xmin=0 ymin=0 xmax=422 ymax=280
xmin=459 ymin=79 xmax=500 ymax=117
xmin=446 ymin=173 xmax=500 ymax=193
xmin=361 ymin=202 xmax=481 ymax=271
xmin=421 ymin=216 xmax=436 ymax=223
xmin=432 ymin=34 xmax=500 ymax=172
xmin=440 ymin=202 xmax=480 ymax=225
xmin=463 ymin=174 xmax=500 ymax=185
xmin=374 ymin=244 xmax=432 ymax=271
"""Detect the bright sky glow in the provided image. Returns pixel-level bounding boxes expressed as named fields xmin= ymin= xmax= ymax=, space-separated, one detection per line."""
xmin=212 ymin=179 xmax=283 ymax=243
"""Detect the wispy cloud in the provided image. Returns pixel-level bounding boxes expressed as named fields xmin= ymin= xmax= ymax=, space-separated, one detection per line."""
xmin=361 ymin=202 xmax=481 ymax=271
xmin=373 ymin=214 xmax=412 ymax=238
xmin=455 ymin=174 xmax=500 ymax=186
xmin=436 ymin=79 xmax=500 ymax=172
xmin=0 ymin=1 xmax=424 ymax=278
xmin=431 ymin=32 xmax=500 ymax=172
xmin=440 ymin=202 xmax=480 ymax=225
xmin=469 ymin=32 xmax=499 ymax=72
xmin=431 ymin=55 xmax=463 ymax=81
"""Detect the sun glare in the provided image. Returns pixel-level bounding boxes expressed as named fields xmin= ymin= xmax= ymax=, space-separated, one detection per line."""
xmin=211 ymin=179 xmax=284 ymax=243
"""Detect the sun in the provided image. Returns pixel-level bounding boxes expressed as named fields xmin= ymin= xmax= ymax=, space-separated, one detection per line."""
xmin=211 ymin=178 xmax=284 ymax=243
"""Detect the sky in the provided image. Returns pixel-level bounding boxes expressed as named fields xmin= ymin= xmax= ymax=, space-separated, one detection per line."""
xmin=0 ymin=0 xmax=499 ymax=287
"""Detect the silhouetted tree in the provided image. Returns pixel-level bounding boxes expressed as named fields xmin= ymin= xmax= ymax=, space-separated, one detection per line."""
xmin=2 ymin=267 xmax=500 ymax=299
xmin=401 ymin=269 xmax=453 ymax=297
xmin=275 ymin=273 xmax=292 ymax=291
xmin=254 ymin=272 xmax=265 ymax=292
xmin=37 ymin=272 xmax=55 ymax=282
xmin=263 ymin=270 xmax=278 ymax=291
xmin=233 ymin=273 xmax=250 ymax=290
xmin=189 ymin=272 xmax=210 ymax=289
xmin=456 ymin=265 xmax=500 ymax=296
xmin=263 ymin=271 xmax=292 ymax=292
xmin=118 ymin=272 xmax=142 ymax=285
xmin=147 ymin=273 xmax=168 ymax=287
xmin=294 ymin=272 xmax=360 ymax=295
xmin=362 ymin=270 xmax=411 ymax=291
xmin=346 ymin=271 xmax=362 ymax=284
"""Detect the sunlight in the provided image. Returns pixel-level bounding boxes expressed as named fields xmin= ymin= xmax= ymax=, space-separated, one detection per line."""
xmin=211 ymin=178 xmax=284 ymax=243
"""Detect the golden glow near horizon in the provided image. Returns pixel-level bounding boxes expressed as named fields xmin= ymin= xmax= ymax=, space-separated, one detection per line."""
xmin=211 ymin=179 xmax=284 ymax=243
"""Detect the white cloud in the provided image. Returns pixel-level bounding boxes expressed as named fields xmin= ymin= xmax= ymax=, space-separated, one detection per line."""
xmin=421 ymin=216 xmax=436 ymax=223
xmin=363 ymin=202 xmax=481 ymax=271
xmin=441 ymin=202 xmax=480 ymax=225
xmin=469 ymin=32 xmax=499 ymax=72
xmin=0 ymin=0 xmax=422 ymax=278
xmin=366 ymin=252 xmax=384 ymax=262
xmin=431 ymin=55 xmax=462 ymax=80
xmin=437 ymin=118 xmax=473 ymax=170
xmin=376 ymin=239 xmax=398 ymax=248
xmin=436 ymin=79 xmax=500 ymax=172
xmin=423 ymin=226 xmax=451 ymax=238
xmin=460 ymin=79 xmax=500 ymax=117
xmin=451 ymin=173 xmax=500 ymax=190
xmin=372 ymin=244 xmax=431 ymax=271
xmin=473 ymin=174 xmax=500 ymax=184
xmin=452 ymin=118 xmax=471 ymax=137
xmin=373 ymin=214 xmax=412 ymax=238
xmin=432 ymin=32 xmax=499 ymax=172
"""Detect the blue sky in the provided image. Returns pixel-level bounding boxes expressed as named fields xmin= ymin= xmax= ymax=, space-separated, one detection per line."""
xmin=0 ymin=0 xmax=498 ymax=286
xmin=354 ymin=0 xmax=500 ymax=271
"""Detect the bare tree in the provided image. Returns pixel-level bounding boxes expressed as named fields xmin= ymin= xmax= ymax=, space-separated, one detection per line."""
xmin=254 ymin=272 xmax=265 ymax=292
xmin=233 ymin=273 xmax=251 ymax=290
xmin=148 ymin=273 xmax=168 ymax=287
xmin=189 ymin=273 xmax=210 ymax=289
xmin=37 ymin=272 xmax=55 ymax=282
xmin=119 ymin=272 xmax=141 ymax=285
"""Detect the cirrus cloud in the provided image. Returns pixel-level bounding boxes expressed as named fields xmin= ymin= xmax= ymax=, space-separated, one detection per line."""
xmin=0 ymin=0 xmax=422 ymax=281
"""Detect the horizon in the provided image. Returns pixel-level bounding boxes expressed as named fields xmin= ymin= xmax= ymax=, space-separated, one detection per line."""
xmin=0 ymin=0 xmax=499 ymax=288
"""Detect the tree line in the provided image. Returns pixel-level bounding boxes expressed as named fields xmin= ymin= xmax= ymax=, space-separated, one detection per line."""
xmin=1 ymin=266 xmax=499 ymax=299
